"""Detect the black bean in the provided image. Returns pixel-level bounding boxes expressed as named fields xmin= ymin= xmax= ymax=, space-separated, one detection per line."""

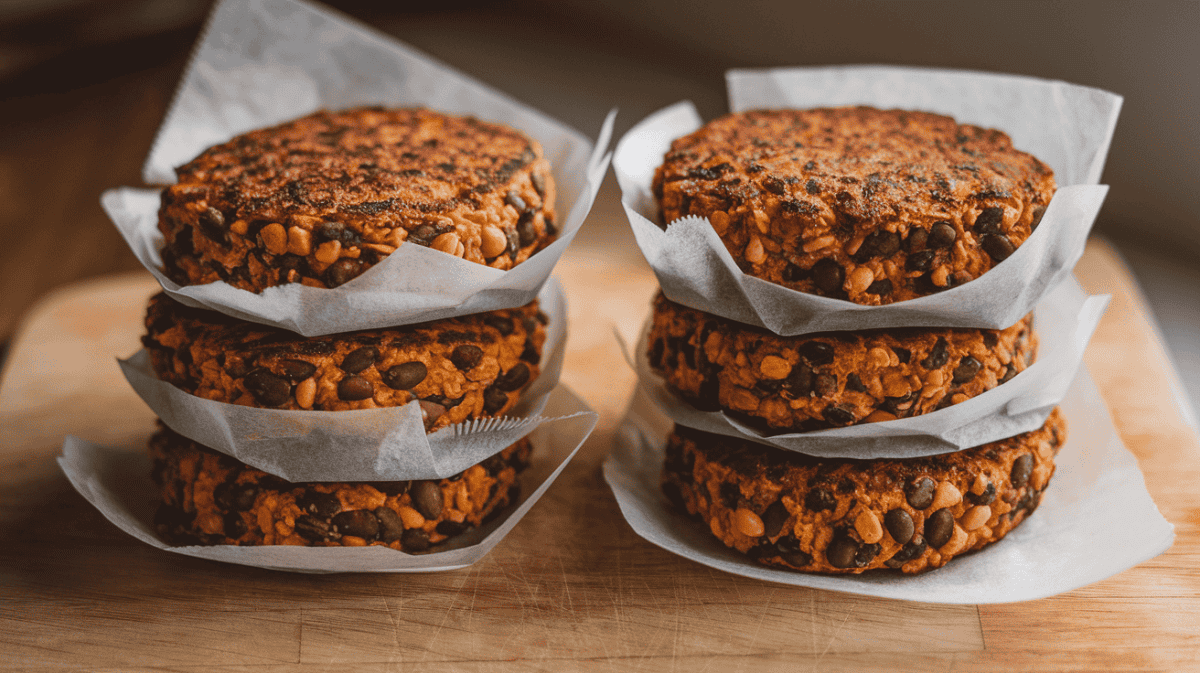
xmin=782 ymin=550 xmax=814 ymax=567
xmin=244 ymin=369 xmax=291 ymax=407
xmin=906 ymin=249 xmax=935 ymax=272
xmin=410 ymin=481 xmax=444 ymax=519
xmin=866 ymin=278 xmax=893 ymax=295
xmin=952 ymin=356 xmax=982 ymax=384
xmin=519 ymin=338 xmax=540 ymax=364
xmin=920 ymin=337 xmax=950 ymax=369
xmin=894 ymin=347 xmax=911 ymax=364
xmin=775 ymin=535 xmax=801 ymax=553
xmin=517 ymin=211 xmax=537 ymax=246
xmin=782 ymin=263 xmax=808 ymax=283
xmin=297 ymin=491 xmax=341 ymax=519
xmin=294 ymin=515 xmax=338 ymax=542
xmin=419 ymin=400 xmax=446 ymax=430
xmin=856 ymin=543 xmax=880 ymax=566
xmin=223 ymin=512 xmax=247 ymax=539
xmin=928 ymin=221 xmax=957 ymax=248
xmin=214 ymin=481 xmax=258 ymax=512
xmin=483 ymin=314 xmax=515 ymax=336
xmin=826 ymin=534 xmax=860 ymax=569
xmin=813 ymin=374 xmax=838 ymax=397
xmin=852 ymin=230 xmax=901 ymax=262
xmin=375 ymin=507 xmax=405 ymax=542
xmin=1029 ymin=205 xmax=1047 ymax=231
xmin=383 ymin=361 xmax=427 ymax=390
xmin=199 ymin=207 xmax=226 ymax=243
xmin=1011 ymin=454 xmax=1034 ymax=489
xmin=505 ymin=190 xmax=526 ymax=211
xmin=974 ymin=207 xmax=1004 ymax=235
xmin=483 ymin=385 xmax=509 ymax=414
xmin=278 ymin=359 xmax=316 ymax=382
xmin=325 ymin=258 xmax=365 ymax=287
xmin=332 ymin=510 xmax=379 ymax=540
xmin=845 ymin=373 xmax=867 ymax=392
xmin=401 ymin=527 xmax=431 ymax=551
xmin=531 ymin=172 xmax=546 ymax=198
xmin=409 ymin=224 xmax=437 ymax=246
xmin=805 ymin=487 xmax=836 ymax=512
xmin=906 ymin=477 xmax=936 ymax=509
xmin=982 ymin=234 xmax=1015 ymax=262
xmin=437 ymin=520 xmax=469 ymax=536
xmin=823 ymin=404 xmax=856 ymax=425
xmin=544 ymin=215 xmax=558 ymax=237
xmin=904 ymin=227 xmax=928 ymax=253
xmin=337 ymin=347 xmax=376 ymax=374
xmin=371 ymin=481 xmax=411 ymax=497
xmin=494 ymin=363 xmax=531 ymax=391
xmin=811 ymin=258 xmax=845 ymax=294
xmin=506 ymin=228 xmax=521 ymax=260
xmin=762 ymin=501 xmax=789 ymax=538
xmin=798 ymin=341 xmax=835 ymax=366
xmin=884 ymin=534 xmax=928 ymax=568
xmin=450 ymin=345 xmax=483 ymax=371
xmin=783 ymin=362 xmax=812 ymax=396
xmin=884 ymin=509 xmax=914 ymax=544
xmin=337 ymin=375 xmax=374 ymax=401
xmin=925 ymin=508 xmax=955 ymax=548
xmin=316 ymin=221 xmax=346 ymax=242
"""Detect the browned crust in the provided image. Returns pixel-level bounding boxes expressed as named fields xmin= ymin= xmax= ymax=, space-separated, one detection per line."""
xmin=150 ymin=424 xmax=529 ymax=549
xmin=143 ymin=292 xmax=547 ymax=429
xmin=661 ymin=409 xmax=1065 ymax=574
xmin=159 ymin=107 xmax=557 ymax=291
xmin=653 ymin=107 xmax=1056 ymax=303
xmin=649 ymin=293 xmax=1036 ymax=431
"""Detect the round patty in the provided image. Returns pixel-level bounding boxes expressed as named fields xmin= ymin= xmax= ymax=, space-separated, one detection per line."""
xmin=159 ymin=106 xmax=557 ymax=291
xmin=143 ymin=292 xmax=547 ymax=430
xmin=653 ymin=107 xmax=1055 ymax=303
xmin=648 ymin=293 xmax=1036 ymax=432
xmin=150 ymin=423 xmax=529 ymax=550
xmin=661 ymin=409 xmax=1064 ymax=574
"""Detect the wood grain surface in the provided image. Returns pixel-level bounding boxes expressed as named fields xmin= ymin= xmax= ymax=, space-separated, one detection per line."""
xmin=1 ymin=237 xmax=1198 ymax=672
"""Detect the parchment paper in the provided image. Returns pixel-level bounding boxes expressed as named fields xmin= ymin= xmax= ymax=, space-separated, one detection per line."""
xmin=628 ymin=277 xmax=1109 ymax=458
xmin=604 ymin=368 xmax=1173 ymax=604
xmin=59 ymin=384 xmax=598 ymax=574
xmin=119 ymin=278 xmax=574 ymax=482
xmin=102 ymin=0 xmax=613 ymax=336
xmin=614 ymin=66 xmax=1121 ymax=336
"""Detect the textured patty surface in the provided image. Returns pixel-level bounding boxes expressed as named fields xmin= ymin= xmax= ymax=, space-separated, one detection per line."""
xmin=159 ymin=107 xmax=557 ymax=291
xmin=653 ymin=107 xmax=1056 ymax=303
xmin=144 ymin=292 xmax=547 ymax=429
xmin=649 ymin=293 xmax=1035 ymax=431
xmin=661 ymin=409 xmax=1064 ymax=574
xmin=151 ymin=424 xmax=529 ymax=550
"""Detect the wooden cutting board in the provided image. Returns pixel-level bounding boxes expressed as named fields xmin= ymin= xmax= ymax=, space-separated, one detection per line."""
xmin=1 ymin=236 xmax=1197 ymax=672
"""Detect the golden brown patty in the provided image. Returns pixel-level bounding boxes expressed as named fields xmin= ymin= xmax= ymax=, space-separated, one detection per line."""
xmin=661 ymin=409 xmax=1064 ymax=574
xmin=649 ymin=293 xmax=1035 ymax=431
xmin=653 ymin=107 xmax=1056 ymax=303
xmin=143 ymin=292 xmax=547 ymax=429
xmin=150 ymin=424 xmax=529 ymax=549
xmin=159 ymin=107 xmax=557 ymax=291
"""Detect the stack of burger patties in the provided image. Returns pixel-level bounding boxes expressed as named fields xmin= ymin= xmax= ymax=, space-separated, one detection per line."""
xmin=647 ymin=107 xmax=1064 ymax=574
xmin=139 ymin=107 xmax=557 ymax=551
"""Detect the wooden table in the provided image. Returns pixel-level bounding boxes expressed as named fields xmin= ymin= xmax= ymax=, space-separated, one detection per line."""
xmin=1 ymin=236 xmax=1197 ymax=671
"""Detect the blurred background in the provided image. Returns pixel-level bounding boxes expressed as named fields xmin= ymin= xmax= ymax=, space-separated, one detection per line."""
xmin=1 ymin=0 xmax=1197 ymax=416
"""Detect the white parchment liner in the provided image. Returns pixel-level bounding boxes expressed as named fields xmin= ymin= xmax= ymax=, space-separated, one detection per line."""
xmin=604 ymin=368 xmax=1173 ymax=603
xmin=614 ymin=66 xmax=1121 ymax=336
xmin=101 ymin=0 xmax=613 ymax=336
xmin=59 ymin=385 xmax=598 ymax=574
xmin=119 ymin=278 xmax=572 ymax=482
xmin=628 ymin=277 xmax=1109 ymax=459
